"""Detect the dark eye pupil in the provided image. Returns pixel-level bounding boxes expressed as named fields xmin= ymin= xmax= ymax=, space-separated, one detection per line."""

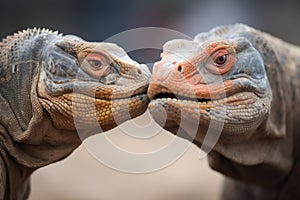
xmin=215 ymin=55 xmax=227 ymax=65
xmin=89 ymin=60 xmax=102 ymax=68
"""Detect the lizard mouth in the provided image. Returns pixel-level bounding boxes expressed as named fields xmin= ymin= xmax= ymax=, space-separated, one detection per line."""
xmin=153 ymin=93 xmax=212 ymax=103
xmin=148 ymin=74 xmax=269 ymax=106
xmin=148 ymin=84 xmax=219 ymax=105
xmin=148 ymin=85 xmax=263 ymax=114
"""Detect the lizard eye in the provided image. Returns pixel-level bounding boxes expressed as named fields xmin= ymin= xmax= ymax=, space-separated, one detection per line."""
xmin=81 ymin=52 xmax=111 ymax=79
xmin=85 ymin=53 xmax=108 ymax=71
xmin=206 ymin=48 xmax=235 ymax=75
xmin=88 ymin=59 xmax=103 ymax=70
xmin=214 ymin=55 xmax=227 ymax=66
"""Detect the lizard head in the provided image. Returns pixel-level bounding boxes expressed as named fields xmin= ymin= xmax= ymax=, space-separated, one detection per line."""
xmin=38 ymin=35 xmax=150 ymax=132
xmin=148 ymin=24 xmax=294 ymax=185
xmin=148 ymin=29 xmax=272 ymax=144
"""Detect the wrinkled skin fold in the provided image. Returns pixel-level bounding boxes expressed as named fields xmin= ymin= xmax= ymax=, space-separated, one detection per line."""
xmin=0 ymin=28 xmax=150 ymax=199
xmin=148 ymin=24 xmax=300 ymax=199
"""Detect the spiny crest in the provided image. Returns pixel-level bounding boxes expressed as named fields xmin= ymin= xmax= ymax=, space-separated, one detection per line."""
xmin=0 ymin=28 xmax=62 ymax=67
xmin=0 ymin=27 xmax=61 ymax=45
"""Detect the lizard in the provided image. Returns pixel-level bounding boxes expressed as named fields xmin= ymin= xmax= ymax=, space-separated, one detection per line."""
xmin=0 ymin=28 xmax=150 ymax=199
xmin=147 ymin=24 xmax=300 ymax=199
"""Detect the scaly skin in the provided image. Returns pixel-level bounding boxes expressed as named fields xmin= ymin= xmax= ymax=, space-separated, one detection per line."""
xmin=37 ymin=34 xmax=150 ymax=131
xmin=0 ymin=28 xmax=150 ymax=199
xmin=148 ymin=24 xmax=300 ymax=199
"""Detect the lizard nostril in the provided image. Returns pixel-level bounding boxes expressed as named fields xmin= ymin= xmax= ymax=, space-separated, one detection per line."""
xmin=137 ymin=69 xmax=142 ymax=75
xmin=177 ymin=65 xmax=183 ymax=73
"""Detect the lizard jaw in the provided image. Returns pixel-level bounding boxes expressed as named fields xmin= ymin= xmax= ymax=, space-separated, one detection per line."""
xmin=148 ymin=91 xmax=271 ymax=136
xmin=39 ymin=92 xmax=149 ymax=131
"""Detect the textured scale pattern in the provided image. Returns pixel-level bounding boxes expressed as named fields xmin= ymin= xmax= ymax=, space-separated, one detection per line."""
xmin=0 ymin=28 xmax=150 ymax=200
xmin=0 ymin=28 xmax=60 ymax=84
xmin=148 ymin=24 xmax=300 ymax=199
xmin=0 ymin=28 xmax=60 ymax=65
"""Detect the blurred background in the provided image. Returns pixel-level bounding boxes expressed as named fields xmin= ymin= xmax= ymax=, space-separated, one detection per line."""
xmin=1 ymin=0 xmax=300 ymax=66
xmin=1 ymin=0 xmax=299 ymax=199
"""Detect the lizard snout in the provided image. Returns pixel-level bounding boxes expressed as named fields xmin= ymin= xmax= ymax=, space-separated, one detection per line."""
xmin=151 ymin=61 xmax=175 ymax=82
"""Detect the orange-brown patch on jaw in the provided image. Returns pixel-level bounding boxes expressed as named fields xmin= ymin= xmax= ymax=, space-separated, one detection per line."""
xmin=39 ymin=91 xmax=149 ymax=131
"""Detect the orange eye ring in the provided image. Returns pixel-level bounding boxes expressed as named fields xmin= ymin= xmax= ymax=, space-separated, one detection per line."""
xmin=206 ymin=49 xmax=235 ymax=75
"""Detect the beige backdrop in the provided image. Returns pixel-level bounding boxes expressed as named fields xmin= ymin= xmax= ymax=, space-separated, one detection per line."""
xmin=28 ymin=114 xmax=223 ymax=200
